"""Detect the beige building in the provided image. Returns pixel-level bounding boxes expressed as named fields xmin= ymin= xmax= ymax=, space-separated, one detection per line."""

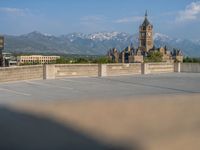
xmin=108 ymin=11 xmax=183 ymax=63
xmin=139 ymin=11 xmax=154 ymax=52
xmin=17 ymin=55 xmax=60 ymax=65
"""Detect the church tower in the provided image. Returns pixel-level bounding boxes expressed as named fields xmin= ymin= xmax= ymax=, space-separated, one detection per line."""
xmin=139 ymin=11 xmax=153 ymax=52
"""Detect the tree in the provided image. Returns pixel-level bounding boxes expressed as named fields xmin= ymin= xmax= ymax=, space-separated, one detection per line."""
xmin=56 ymin=57 xmax=70 ymax=64
xmin=92 ymin=56 xmax=113 ymax=64
xmin=183 ymin=57 xmax=200 ymax=63
xmin=145 ymin=51 xmax=163 ymax=62
xmin=74 ymin=58 xmax=89 ymax=64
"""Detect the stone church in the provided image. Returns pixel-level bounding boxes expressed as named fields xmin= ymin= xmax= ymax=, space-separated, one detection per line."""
xmin=108 ymin=11 xmax=183 ymax=63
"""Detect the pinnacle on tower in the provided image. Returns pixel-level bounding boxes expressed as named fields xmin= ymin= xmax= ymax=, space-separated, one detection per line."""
xmin=142 ymin=10 xmax=150 ymax=27
xmin=145 ymin=10 xmax=148 ymax=18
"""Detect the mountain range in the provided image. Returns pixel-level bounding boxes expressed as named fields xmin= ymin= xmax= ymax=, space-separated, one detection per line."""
xmin=3 ymin=31 xmax=200 ymax=57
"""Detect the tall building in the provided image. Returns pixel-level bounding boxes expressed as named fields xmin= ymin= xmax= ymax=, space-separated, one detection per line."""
xmin=108 ymin=11 xmax=183 ymax=63
xmin=139 ymin=11 xmax=153 ymax=52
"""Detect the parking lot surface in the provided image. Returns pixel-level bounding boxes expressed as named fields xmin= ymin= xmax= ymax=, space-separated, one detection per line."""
xmin=0 ymin=73 xmax=200 ymax=103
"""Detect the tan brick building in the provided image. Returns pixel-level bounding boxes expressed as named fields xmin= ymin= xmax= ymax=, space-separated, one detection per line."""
xmin=108 ymin=11 xmax=183 ymax=63
xmin=17 ymin=55 xmax=60 ymax=65
xmin=139 ymin=11 xmax=154 ymax=52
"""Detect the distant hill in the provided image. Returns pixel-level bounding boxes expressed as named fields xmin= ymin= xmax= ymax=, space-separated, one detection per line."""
xmin=3 ymin=31 xmax=200 ymax=57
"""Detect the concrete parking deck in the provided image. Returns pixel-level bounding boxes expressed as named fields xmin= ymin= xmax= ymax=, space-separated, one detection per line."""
xmin=1 ymin=73 xmax=200 ymax=150
xmin=0 ymin=73 xmax=200 ymax=103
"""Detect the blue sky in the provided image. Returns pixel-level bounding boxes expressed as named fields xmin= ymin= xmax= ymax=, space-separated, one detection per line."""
xmin=0 ymin=0 xmax=200 ymax=39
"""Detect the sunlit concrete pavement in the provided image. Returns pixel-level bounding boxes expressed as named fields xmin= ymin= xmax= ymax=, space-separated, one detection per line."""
xmin=0 ymin=73 xmax=200 ymax=103
xmin=1 ymin=73 xmax=200 ymax=150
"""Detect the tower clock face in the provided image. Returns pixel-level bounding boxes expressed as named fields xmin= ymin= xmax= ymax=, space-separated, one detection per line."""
xmin=147 ymin=32 xmax=151 ymax=37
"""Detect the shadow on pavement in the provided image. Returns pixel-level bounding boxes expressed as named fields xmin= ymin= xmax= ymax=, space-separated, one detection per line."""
xmin=0 ymin=106 xmax=141 ymax=150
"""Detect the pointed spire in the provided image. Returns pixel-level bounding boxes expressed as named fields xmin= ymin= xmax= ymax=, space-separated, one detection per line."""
xmin=145 ymin=10 xmax=148 ymax=18
xmin=142 ymin=10 xmax=150 ymax=26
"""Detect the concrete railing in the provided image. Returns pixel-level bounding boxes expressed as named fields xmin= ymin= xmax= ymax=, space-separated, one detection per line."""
xmin=44 ymin=63 xmax=141 ymax=79
xmin=100 ymin=63 xmax=141 ymax=77
xmin=142 ymin=63 xmax=174 ymax=74
xmin=180 ymin=63 xmax=200 ymax=73
xmin=0 ymin=65 xmax=43 ymax=82
xmin=44 ymin=64 xmax=99 ymax=79
xmin=0 ymin=63 xmax=199 ymax=83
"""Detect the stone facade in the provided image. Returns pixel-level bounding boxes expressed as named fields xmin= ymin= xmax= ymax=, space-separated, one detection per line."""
xmin=107 ymin=48 xmax=119 ymax=63
xmin=171 ymin=49 xmax=184 ymax=62
xmin=108 ymin=11 xmax=183 ymax=63
xmin=139 ymin=11 xmax=154 ymax=52
xmin=17 ymin=55 xmax=60 ymax=65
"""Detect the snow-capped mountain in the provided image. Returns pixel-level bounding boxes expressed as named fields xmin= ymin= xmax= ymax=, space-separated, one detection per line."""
xmin=3 ymin=31 xmax=200 ymax=56
xmin=153 ymin=33 xmax=200 ymax=56
xmin=154 ymin=33 xmax=172 ymax=42
xmin=63 ymin=32 xmax=87 ymax=42
xmin=87 ymin=32 xmax=130 ymax=41
xmin=66 ymin=32 xmax=132 ymax=42
xmin=192 ymin=39 xmax=200 ymax=45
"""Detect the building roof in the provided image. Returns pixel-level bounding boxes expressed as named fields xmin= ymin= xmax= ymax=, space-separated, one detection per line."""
xmin=142 ymin=11 xmax=151 ymax=27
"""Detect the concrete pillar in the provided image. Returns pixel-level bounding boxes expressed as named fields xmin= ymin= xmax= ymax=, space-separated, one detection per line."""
xmin=98 ymin=64 xmax=107 ymax=77
xmin=43 ymin=64 xmax=56 ymax=79
xmin=122 ymin=52 xmax=125 ymax=63
xmin=174 ymin=63 xmax=181 ymax=73
xmin=141 ymin=63 xmax=149 ymax=74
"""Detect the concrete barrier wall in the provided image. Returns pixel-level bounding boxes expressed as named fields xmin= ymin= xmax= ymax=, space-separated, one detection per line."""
xmin=143 ymin=63 xmax=174 ymax=74
xmin=0 ymin=65 xmax=43 ymax=82
xmin=1 ymin=63 xmax=200 ymax=83
xmin=174 ymin=63 xmax=181 ymax=73
xmin=105 ymin=63 xmax=141 ymax=76
xmin=180 ymin=63 xmax=200 ymax=73
xmin=55 ymin=64 xmax=99 ymax=78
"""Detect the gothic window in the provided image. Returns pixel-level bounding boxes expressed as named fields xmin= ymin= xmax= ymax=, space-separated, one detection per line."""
xmin=141 ymin=41 xmax=146 ymax=47
xmin=141 ymin=33 xmax=145 ymax=37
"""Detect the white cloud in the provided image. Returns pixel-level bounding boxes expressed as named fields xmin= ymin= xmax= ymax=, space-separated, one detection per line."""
xmin=80 ymin=15 xmax=113 ymax=33
xmin=177 ymin=1 xmax=200 ymax=22
xmin=115 ymin=16 xmax=143 ymax=24
xmin=0 ymin=7 xmax=29 ymax=16
xmin=80 ymin=15 xmax=105 ymax=27
xmin=80 ymin=15 xmax=106 ymax=23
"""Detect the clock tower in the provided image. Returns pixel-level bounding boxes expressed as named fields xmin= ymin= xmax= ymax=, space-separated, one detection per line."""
xmin=139 ymin=11 xmax=153 ymax=52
